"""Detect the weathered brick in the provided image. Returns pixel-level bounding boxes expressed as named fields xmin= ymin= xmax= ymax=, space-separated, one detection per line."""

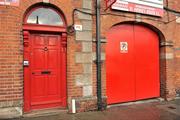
xmin=76 ymin=31 xmax=92 ymax=41
xmin=82 ymin=20 xmax=92 ymax=31
xmin=75 ymin=52 xmax=93 ymax=63
xmin=75 ymin=74 xmax=92 ymax=86
xmin=82 ymin=0 xmax=92 ymax=10
xmin=83 ymin=85 xmax=93 ymax=97
xmin=82 ymin=42 xmax=92 ymax=52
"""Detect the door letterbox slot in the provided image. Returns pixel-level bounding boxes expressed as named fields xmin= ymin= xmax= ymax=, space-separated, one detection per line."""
xmin=41 ymin=71 xmax=51 ymax=74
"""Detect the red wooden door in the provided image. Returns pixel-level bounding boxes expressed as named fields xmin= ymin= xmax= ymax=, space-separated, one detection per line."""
xmin=134 ymin=26 xmax=160 ymax=100
xmin=30 ymin=34 xmax=65 ymax=110
xmin=106 ymin=24 xmax=160 ymax=104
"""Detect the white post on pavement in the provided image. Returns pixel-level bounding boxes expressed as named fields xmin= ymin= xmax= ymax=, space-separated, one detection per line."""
xmin=72 ymin=99 xmax=76 ymax=113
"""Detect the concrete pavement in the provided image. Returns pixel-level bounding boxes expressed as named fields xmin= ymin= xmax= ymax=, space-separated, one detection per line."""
xmin=5 ymin=98 xmax=180 ymax=120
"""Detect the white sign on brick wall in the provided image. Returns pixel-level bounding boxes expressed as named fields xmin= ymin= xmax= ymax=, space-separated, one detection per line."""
xmin=0 ymin=0 xmax=19 ymax=6
xmin=43 ymin=0 xmax=49 ymax=3
xmin=112 ymin=0 xmax=164 ymax=16
xmin=74 ymin=25 xmax=83 ymax=31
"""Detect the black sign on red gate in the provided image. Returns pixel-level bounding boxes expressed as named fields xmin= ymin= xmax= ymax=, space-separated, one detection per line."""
xmin=105 ymin=0 xmax=117 ymax=10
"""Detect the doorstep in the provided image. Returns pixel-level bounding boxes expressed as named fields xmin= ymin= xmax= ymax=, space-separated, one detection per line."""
xmin=0 ymin=107 xmax=22 ymax=119
xmin=23 ymin=108 xmax=67 ymax=118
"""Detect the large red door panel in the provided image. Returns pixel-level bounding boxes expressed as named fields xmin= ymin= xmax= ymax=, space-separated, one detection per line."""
xmin=106 ymin=24 xmax=160 ymax=105
xmin=48 ymin=36 xmax=59 ymax=46
xmin=31 ymin=76 xmax=46 ymax=99
xmin=31 ymin=36 xmax=46 ymax=103
xmin=134 ymin=26 xmax=160 ymax=100
xmin=46 ymin=36 xmax=61 ymax=100
xmin=106 ymin=25 xmax=135 ymax=104
xmin=47 ymin=75 xmax=59 ymax=95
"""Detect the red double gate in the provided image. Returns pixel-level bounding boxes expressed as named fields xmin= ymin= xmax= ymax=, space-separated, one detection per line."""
xmin=106 ymin=24 xmax=160 ymax=104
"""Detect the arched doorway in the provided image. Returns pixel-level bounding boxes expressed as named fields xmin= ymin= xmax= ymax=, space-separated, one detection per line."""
xmin=106 ymin=24 xmax=160 ymax=104
xmin=23 ymin=5 xmax=67 ymax=112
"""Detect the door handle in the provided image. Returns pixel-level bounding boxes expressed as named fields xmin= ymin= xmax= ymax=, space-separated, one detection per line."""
xmin=41 ymin=71 xmax=51 ymax=75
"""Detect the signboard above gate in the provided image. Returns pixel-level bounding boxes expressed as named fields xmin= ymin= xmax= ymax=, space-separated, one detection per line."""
xmin=0 ymin=0 xmax=19 ymax=6
xmin=111 ymin=0 xmax=164 ymax=17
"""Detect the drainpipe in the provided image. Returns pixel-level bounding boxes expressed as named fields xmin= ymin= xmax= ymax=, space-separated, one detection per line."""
xmin=96 ymin=0 xmax=102 ymax=110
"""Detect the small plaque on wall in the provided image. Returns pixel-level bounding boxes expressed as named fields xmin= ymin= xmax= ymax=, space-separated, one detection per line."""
xmin=0 ymin=0 xmax=19 ymax=6
xmin=74 ymin=25 xmax=83 ymax=31
xmin=43 ymin=0 xmax=49 ymax=3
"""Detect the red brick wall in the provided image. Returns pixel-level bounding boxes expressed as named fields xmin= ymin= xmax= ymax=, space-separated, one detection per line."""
xmin=0 ymin=0 xmax=84 ymax=109
xmin=0 ymin=5 xmax=23 ymax=107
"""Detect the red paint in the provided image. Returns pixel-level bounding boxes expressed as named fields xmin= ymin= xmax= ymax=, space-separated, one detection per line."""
xmin=105 ymin=0 xmax=117 ymax=10
xmin=134 ymin=25 xmax=160 ymax=100
xmin=24 ymin=32 xmax=67 ymax=112
xmin=23 ymin=24 xmax=66 ymax=32
xmin=106 ymin=24 xmax=160 ymax=104
xmin=30 ymin=34 xmax=61 ymax=109
xmin=24 ymin=31 xmax=31 ymax=112
xmin=23 ymin=6 xmax=67 ymax=112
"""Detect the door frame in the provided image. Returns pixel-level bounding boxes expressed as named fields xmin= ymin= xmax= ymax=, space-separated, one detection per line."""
xmin=23 ymin=24 xmax=67 ymax=112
